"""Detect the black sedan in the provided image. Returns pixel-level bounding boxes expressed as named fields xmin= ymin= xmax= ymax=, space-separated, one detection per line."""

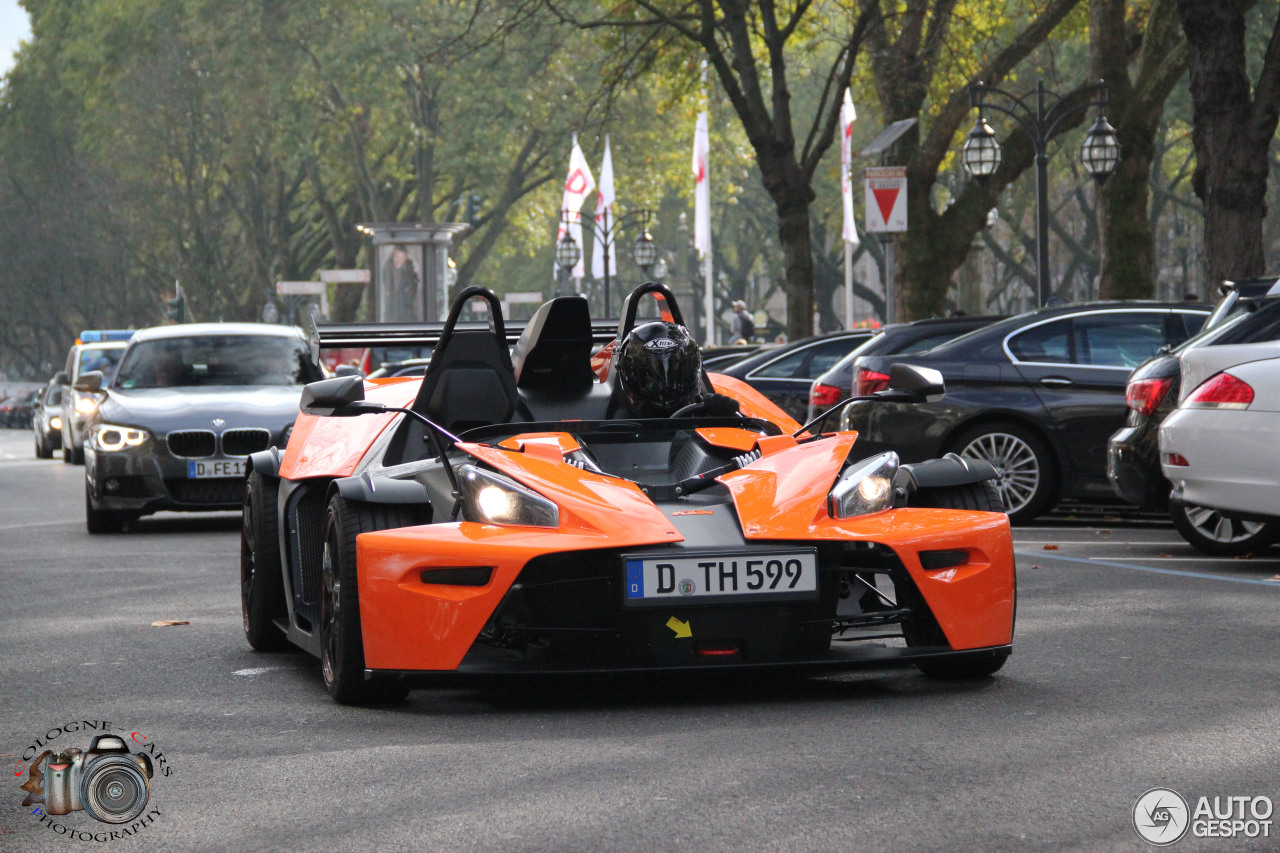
xmin=714 ymin=330 xmax=875 ymax=422
xmin=806 ymin=315 xmax=1006 ymax=422
xmin=1108 ymin=284 xmax=1280 ymax=553
xmin=841 ymin=301 xmax=1211 ymax=522
xmin=32 ymin=380 xmax=64 ymax=458
xmin=82 ymin=323 xmax=324 ymax=533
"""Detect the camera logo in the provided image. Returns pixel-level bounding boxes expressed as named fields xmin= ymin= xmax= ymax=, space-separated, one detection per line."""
xmin=15 ymin=721 xmax=169 ymax=842
xmin=1134 ymin=787 xmax=1190 ymax=845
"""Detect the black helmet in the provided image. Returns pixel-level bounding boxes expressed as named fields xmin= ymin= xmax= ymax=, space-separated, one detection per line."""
xmin=614 ymin=321 xmax=703 ymax=417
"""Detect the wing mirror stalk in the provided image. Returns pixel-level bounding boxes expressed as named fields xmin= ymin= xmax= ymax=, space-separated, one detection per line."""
xmin=794 ymin=363 xmax=945 ymax=437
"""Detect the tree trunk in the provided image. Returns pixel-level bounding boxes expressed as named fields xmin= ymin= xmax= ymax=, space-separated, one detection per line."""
xmin=1176 ymin=0 xmax=1280 ymax=285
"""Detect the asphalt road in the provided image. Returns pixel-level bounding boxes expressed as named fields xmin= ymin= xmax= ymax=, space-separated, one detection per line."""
xmin=1 ymin=428 xmax=1278 ymax=852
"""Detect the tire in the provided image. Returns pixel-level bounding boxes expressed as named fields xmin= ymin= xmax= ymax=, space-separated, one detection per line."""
xmin=1169 ymin=502 xmax=1280 ymax=557
xmin=952 ymin=421 xmax=1055 ymax=524
xmin=912 ymin=480 xmax=1005 ymax=513
xmin=62 ymin=426 xmax=74 ymax=464
xmin=35 ymin=430 xmax=52 ymax=459
xmin=241 ymin=472 xmax=289 ymax=651
xmin=85 ymin=481 xmax=130 ymax=534
xmin=319 ymin=495 xmax=415 ymax=705
xmin=69 ymin=443 xmax=85 ymax=465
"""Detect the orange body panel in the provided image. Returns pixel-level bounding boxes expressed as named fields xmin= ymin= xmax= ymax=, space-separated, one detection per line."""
xmin=695 ymin=427 xmax=765 ymax=453
xmin=719 ymin=433 xmax=1014 ymax=650
xmin=709 ymin=373 xmax=802 ymax=433
xmin=279 ymin=380 xmax=418 ymax=480
xmin=497 ymin=432 xmax=582 ymax=457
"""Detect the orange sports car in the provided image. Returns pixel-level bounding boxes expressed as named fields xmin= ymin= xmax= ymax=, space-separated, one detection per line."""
xmin=240 ymin=283 xmax=1015 ymax=704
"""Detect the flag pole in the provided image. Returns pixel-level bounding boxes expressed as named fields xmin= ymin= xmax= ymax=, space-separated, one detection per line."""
xmin=844 ymin=241 xmax=853 ymax=329
xmin=701 ymin=65 xmax=714 ymax=346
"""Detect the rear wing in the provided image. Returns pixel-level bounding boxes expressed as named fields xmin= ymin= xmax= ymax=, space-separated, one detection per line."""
xmin=309 ymin=318 xmax=619 ymax=363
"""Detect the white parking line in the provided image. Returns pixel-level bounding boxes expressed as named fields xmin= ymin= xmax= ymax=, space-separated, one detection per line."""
xmin=1015 ymin=551 xmax=1280 ymax=586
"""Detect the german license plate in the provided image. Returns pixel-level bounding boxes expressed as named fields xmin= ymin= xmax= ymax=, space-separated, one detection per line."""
xmin=623 ymin=550 xmax=818 ymax=607
xmin=187 ymin=459 xmax=245 ymax=479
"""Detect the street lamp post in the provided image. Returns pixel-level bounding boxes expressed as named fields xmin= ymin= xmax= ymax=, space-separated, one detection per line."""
xmin=961 ymin=79 xmax=1120 ymax=307
xmin=555 ymin=214 xmax=582 ymax=297
xmin=589 ymin=208 xmax=658 ymax=317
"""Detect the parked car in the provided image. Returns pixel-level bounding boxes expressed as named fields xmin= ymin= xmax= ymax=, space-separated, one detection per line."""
xmin=32 ymin=380 xmax=64 ymax=458
xmin=56 ymin=331 xmax=135 ymax=464
xmin=1159 ymin=340 xmax=1280 ymax=554
xmin=701 ymin=344 xmax=763 ymax=372
xmin=82 ymin=323 xmax=324 ymax=533
xmin=366 ymin=357 xmax=432 ymax=379
xmin=841 ymin=301 xmax=1212 ymax=522
xmin=1108 ymin=282 xmax=1280 ymax=552
xmin=0 ymin=390 xmax=39 ymax=428
xmin=714 ymin=330 xmax=876 ymax=421
xmin=806 ymin=315 xmax=1007 ymax=423
xmin=240 ymin=283 xmax=1015 ymax=704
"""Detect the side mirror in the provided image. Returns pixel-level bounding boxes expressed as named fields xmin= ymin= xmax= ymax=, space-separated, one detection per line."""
xmin=54 ymin=371 xmax=70 ymax=386
xmin=74 ymin=371 xmax=104 ymax=393
xmin=299 ymin=375 xmax=379 ymax=417
xmin=874 ymin=363 xmax=945 ymax=403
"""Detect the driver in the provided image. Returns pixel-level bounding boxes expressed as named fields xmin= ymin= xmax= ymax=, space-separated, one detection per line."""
xmin=613 ymin=321 xmax=704 ymax=417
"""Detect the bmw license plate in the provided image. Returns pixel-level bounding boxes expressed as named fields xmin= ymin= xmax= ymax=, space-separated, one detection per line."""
xmin=623 ymin=550 xmax=818 ymax=607
xmin=187 ymin=459 xmax=245 ymax=479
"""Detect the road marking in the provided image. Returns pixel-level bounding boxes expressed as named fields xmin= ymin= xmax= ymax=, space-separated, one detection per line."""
xmin=1015 ymin=551 xmax=1280 ymax=587
xmin=0 ymin=520 xmax=77 ymax=531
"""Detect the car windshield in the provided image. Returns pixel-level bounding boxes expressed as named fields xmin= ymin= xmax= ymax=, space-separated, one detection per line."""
xmin=1172 ymin=299 xmax=1280 ymax=352
xmin=78 ymin=347 xmax=124 ymax=381
xmin=115 ymin=335 xmax=323 ymax=389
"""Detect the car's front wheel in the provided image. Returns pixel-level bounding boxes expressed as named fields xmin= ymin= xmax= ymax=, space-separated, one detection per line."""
xmin=952 ymin=421 xmax=1055 ymax=524
xmin=319 ymin=496 xmax=414 ymax=705
xmin=84 ymin=481 xmax=131 ymax=534
xmin=241 ymin=472 xmax=289 ymax=651
xmin=1169 ymin=502 xmax=1280 ymax=556
xmin=34 ymin=429 xmax=52 ymax=459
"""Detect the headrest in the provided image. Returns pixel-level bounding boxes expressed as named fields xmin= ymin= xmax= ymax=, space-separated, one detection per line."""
xmin=511 ymin=296 xmax=596 ymax=391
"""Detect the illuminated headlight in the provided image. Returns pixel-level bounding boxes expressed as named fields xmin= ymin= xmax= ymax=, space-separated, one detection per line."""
xmin=91 ymin=423 xmax=150 ymax=452
xmin=50 ymin=416 xmax=63 ymax=430
xmin=75 ymin=395 xmax=99 ymax=415
xmin=458 ymin=464 xmax=558 ymax=528
xmin=828 ymin=451 xmax=899 ymax=519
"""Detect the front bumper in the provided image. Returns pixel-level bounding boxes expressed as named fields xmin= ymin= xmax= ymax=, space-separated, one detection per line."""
xmin=86 ymin=432 xmax=279 ymax=514
xmin=354 ymin=508 xmax=1016 ymax=675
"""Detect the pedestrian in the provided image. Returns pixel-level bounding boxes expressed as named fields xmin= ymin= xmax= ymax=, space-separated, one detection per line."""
xmin=729 ymin=300 xmax=755 ymax=344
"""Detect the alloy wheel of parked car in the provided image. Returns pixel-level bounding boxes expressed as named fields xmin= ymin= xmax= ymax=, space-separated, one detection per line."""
xmin=954 ymin=422 xmax=1056 ymax=523
xmin=1169 ymin=502 xmax=1280 ymax=556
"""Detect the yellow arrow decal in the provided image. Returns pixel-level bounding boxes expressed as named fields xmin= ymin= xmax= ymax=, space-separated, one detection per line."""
xmin=666 ymin=617 xmax=692 ymax=638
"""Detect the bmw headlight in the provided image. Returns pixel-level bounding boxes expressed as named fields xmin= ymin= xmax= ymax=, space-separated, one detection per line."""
xmin=458 ymin=464 xmax=559 ymax=528
xmin=91 ymin=423 xmax=150 ymax=452
xmin=828 ymin=451 xmax=899 ymax=519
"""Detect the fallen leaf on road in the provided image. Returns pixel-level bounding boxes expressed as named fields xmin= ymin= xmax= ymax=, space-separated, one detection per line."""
xmin=1096 ymin=529 xmax=1112 ymax=535
xmin=1158 ymin=553 xmax=1173 ymax=558
xmin=150 ymin=620 xmax=189 ymax=627
xmin=1043 ymin=544 xmax=1059 ymax=550
xmin=1031 ymin=564 xmax=1042 ymax=570
xmin=1233 ymin=553 xmax=1255 ymax=560
xmin=1266 ymin=575 xmax=1280 ymax=581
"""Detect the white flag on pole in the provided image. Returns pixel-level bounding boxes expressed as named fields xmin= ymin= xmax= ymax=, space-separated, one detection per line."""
xmin=556 ymin=136 xmax=596 ymax=279
xmin=840 ymin=89 xmax=860 ymax=248
xmin=692 ymin=112 xmax=711 ymax=258
xmin=592 ymin=137 xmax=616 ymax=280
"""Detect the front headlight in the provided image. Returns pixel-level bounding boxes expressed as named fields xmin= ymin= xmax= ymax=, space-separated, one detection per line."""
xmin=74 ymin=395 xmax=99 ymax=416
xmin=458 ymin=464 xmax=559 ymax=528
xmin=91 ymin=423 xmax=150 ymax=452
xmin=828 ymin=451 xmax=898 ymax=519
xmin=50 ymin=416 xmax=63 ymax=430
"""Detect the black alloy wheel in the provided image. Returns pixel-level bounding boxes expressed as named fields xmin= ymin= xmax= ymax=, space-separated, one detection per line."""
xmin=319 ymin=495 xmax=413 ymax=705
xmin=241 ymin=472 xmax=289 ymax=651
